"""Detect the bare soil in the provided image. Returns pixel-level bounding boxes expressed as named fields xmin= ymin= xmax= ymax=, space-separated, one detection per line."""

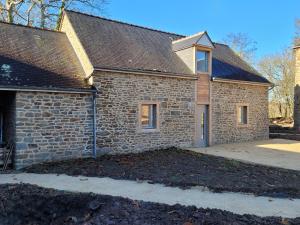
xmin=25 ymin=148 xmax=300 ymax=199
xmin=1 ymin=184 xmax=299 ymax=225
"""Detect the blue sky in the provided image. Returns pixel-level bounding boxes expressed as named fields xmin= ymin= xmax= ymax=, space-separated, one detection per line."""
xmin=104 ymin=0 xmax=300 ymax=61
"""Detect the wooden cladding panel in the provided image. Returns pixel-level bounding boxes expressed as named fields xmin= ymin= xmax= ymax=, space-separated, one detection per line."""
xmin=197 ymin=74 xmax=210 ymax=104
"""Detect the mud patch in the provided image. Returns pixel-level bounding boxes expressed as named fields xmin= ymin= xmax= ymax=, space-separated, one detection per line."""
xmin=1 ymin=184 xmax=299 ymax=225
xmin=26 ymin=148 xmax=300 ymax=198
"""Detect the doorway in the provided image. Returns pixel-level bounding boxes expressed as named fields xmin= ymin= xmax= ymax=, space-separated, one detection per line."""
xmin=195 ymin=105 xmax=209 ymax=147
xmin=0 ymin=91 xmax=16 ymax=147
xmin=0 ymin=110 xmax=3 ymax=145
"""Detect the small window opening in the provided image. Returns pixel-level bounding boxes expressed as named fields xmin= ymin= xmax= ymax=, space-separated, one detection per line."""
xmin=141 ymin=104 xmax=157 ymax=129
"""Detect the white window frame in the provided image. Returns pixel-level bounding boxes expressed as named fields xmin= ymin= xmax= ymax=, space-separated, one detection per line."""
xmin=138 ymin=102 xmax=160 ymax=133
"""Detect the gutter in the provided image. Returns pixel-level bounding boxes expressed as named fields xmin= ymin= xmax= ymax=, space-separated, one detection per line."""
xmin=0 ymin=86 xmax=95 ymax=94
xmin=93 ymin=67 xmax=198 ymax=80
xmin=211 ymin=77 xmax=272 ymax=87
xmin=268 ymin=83 xmax=276 ymax=92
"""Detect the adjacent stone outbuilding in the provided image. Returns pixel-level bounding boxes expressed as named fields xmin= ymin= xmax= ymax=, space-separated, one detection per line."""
xmin=15 ymin=92 xmax=93 ymax=168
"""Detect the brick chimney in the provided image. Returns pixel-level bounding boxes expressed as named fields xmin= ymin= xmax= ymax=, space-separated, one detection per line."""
xmin=294 ymin=46 xmax=300 ymax=131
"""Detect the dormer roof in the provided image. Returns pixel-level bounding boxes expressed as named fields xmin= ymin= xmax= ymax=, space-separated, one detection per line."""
xmin=172 ymin=31 xmax=214 ymax=51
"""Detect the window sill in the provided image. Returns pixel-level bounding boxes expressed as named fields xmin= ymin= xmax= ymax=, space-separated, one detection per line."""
xmin=196 ymin=71 xmax=210 ymax=75
xmin=237 ymin=124 xmax=249 ymax=128
xmin=138 ymin=128 xmax=160 ymax=133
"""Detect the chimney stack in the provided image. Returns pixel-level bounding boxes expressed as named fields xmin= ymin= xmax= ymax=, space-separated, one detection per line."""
xmin=294 ymin=45 xmax=300 ymax=131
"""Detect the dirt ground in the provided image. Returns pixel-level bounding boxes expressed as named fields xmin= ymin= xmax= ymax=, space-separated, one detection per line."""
xmin=1 ymin=184 xmax=299 ymax=225
xmin=25 ymin=148 xmax=300 ymax=199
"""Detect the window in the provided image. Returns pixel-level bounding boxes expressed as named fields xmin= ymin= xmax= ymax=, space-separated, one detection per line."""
xmin=140 ymin=104 xmax=157 ymax=130
xmin=237 ymin=105 xmax=248 ymax=125
xmin=196 ymin=50 xmax=209 ymax=72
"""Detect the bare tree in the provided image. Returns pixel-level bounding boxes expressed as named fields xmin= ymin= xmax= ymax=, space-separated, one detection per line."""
xmin=259 ymin=49 xmax=295 ymax=118
xmin=223 ymin=32 xmax=257 ymax=64
xmin=0 ymin=0 xmax=25 ymax=23
xmin=0 ymin=0 xmax=108 ymax=29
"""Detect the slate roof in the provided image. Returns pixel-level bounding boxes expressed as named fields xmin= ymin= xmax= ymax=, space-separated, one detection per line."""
xmin=212 ymin=43 xmax=269 ymax=83
xmin=0 ymin=22 xmax=92 ymax=91
xmin=65 ymin=10 xmax=192 ymax=76
xmin=66 ymin=10 xmax=270 ymax=84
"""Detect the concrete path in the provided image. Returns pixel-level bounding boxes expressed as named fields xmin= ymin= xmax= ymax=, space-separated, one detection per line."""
xmin=1 ymin=173 xmax=300 ymax=218
xmin=187 ymin=139 xmax=300 ymax=171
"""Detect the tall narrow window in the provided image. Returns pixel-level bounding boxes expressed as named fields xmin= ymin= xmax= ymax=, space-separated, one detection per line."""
xmin=197 ymin=50 xmax=209 ymax=72
xmin=237 ymin=105 xmax=248 ymax=125
xmin=141 ymin=104 xmax=157 ymax=129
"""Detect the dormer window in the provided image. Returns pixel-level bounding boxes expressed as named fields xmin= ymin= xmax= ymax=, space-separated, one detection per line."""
xmin=172 ymin=31 xmax=214 ymax=74
xmin=197 ymin=50 xmax=209 ymax=73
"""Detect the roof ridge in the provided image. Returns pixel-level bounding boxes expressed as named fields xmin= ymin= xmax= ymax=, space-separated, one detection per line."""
xmin=172 ymin=31 xmax=205 ymax=43
xmin=213 ymin=42 xmax=229 ymax=47
xmin=0 ymin=20 xmax=64 ymax=34
xmin=65 ymin=10 xmax=185 ymax=38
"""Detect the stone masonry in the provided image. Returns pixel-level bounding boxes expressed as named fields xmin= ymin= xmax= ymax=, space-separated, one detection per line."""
xmin=211 ymin=82 xmax=269 ymax=145
xmin=14 ymin=92 xmax=93 ymax=168
xmin=94 ymin=71 xmax=196 ymax=154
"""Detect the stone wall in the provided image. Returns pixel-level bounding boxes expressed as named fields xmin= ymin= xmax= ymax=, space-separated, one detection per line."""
xmin=14 ymin=92 xmax=93 ymax=168
xmin=93 ymin=72 xmax=196 ymax=154
xmin=211 ymin=81 xmax=269 ymax=144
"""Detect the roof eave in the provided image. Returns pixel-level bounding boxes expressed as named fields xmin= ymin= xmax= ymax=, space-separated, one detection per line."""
xmin=0 ymin=85 xmax=95 ymax=94
xmin=94 ymin=67 xmax=197 ymax=79
xmin=212 ymin=77 xmax=272 ymax=87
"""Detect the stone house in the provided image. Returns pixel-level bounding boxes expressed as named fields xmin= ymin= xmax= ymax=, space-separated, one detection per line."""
xmin=0 ymin=11 xmax=271 ymax=169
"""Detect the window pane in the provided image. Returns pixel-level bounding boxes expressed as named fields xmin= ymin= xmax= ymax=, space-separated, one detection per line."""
xmin=197 ymin=51 xmax=208 ymax=72
xmin=242 ymin=106 xmax=248 ymax=124
xmin=141 ymin=105 xmax=150 ymax=126
xmin=141 ymin=104 xmax=157 ymax=129
xmin=152 ymin=105 xmax=157 ymax=129
xmin=238 ymin=106 xmax=248 ymax=125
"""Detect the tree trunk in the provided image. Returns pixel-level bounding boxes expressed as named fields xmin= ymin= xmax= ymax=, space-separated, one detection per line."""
xmin=6 ymin=0 xmax=14 ymax=23
xmin=40 ymin=0 xmax=45 ymax=28
xmin=55 ymin=0 xmax=65 ymax=30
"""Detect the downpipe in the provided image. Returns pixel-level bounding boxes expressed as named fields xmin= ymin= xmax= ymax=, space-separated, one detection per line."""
xmin=92 ymin=87 xmax=98 ymax=159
